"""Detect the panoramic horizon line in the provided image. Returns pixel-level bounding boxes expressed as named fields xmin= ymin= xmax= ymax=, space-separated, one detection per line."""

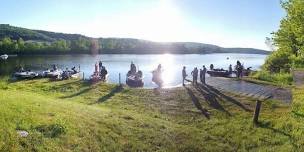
xmin=3 ymin=23 xmax=270 ymax=51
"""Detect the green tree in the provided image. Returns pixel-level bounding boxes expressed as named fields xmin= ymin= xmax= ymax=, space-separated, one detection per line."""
xmin=264 ymin=0 xmax=304 ymax=72
xmin=71 ymin=37 xmax=90 ymax=52
xmin=0 ymin=37 xmax=15 ymax=53
xmin=51 ymin=40 xmax=70 ymax=52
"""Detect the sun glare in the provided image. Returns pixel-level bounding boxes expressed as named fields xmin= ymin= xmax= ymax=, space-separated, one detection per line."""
xmin=156 ymin=54 xmax=175 ymax=86
xmin=136 ymin=0 xmax=185 ymax=42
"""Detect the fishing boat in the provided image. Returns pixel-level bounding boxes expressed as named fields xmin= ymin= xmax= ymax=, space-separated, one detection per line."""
xmin=232 ymin=67 xmax=252 ymax=77
xmin=126 ymin=71 xmax=144 ymax=87
xmin=90 ymin=73 xmax=108 ymax=83
xmin=0 ymin=54 xmax=8 ymax=60
xmin=14 ymin=71 xmax=38 ymax=79
xmin=70 ymin=72 xmax=81 ymax=79
xmin=207 ymin=69 xmax=231 ymax=77
xmin=44 ymin=69 xmax=62 ymax=78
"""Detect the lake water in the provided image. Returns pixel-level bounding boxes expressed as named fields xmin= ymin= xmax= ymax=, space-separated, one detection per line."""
xmin=0 ymin=54 xmax=267 ymax=88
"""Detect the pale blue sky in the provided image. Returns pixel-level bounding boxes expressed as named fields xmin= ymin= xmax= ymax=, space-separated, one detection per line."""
xmin=0 ymin=0 xmax=284 ymax=50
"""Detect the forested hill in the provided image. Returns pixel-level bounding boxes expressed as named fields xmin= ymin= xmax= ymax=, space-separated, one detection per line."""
xmin=0 ymin=24 xmax=270 ymax=55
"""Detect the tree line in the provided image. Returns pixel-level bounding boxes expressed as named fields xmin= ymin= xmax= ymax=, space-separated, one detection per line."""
xmin=0 ymin=37 xmax=93 ymax=54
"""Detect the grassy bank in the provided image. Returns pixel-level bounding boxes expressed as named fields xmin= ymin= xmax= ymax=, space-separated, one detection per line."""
xmin=0 ymin=78 xmax=302 ymax=151
xmin=246 ymin=71 xmax=293 ymax=87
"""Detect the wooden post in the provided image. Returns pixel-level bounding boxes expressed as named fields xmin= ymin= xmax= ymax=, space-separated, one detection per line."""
xmin=83 ymin=72 xmax=85 ymax=80
xmin=119 ymin=73 xmax=121 ymax=86
xmin=253 ymin=100 xmax=262 ymax=125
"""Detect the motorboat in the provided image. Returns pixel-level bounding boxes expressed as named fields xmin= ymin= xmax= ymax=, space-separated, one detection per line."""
xmin=207 ymin=69 xmax=231 ymax=77
xmin=0 ymin=54 xmax=8 ymax=60
xmin=126 ymin=71 xmax=144 ymax=87
xmin=90 ymin=73 xmax=108 ymax=83
xmin=14 ymin=71 xmax=38 ymax=79
xmin=44 ymin=69 xmax=62 ymax=78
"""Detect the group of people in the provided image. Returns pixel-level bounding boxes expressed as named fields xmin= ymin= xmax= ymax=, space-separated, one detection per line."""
xmin=182 ymin=66 xmax=207 ymax=86
xmin=90 ymin=59 xmax=246 ymax=86
xmin=182 ymin=60 xmax=246 ymax=86
xmin=92 ymin=60 xmax=108 ymax=80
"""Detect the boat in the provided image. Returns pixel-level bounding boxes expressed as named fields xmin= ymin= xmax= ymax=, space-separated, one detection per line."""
xmin=70 ymin=72 xmax=81 ymax=79
xmin=90 ymin=73 xmax=108 ymax=83
xmin=14 ymin=71 xmax=38 ymax=79
xmin=207 ymin=69 xmax=231 ymax=77
xmin=0 ymin=54 xmax=8 ymax=60
xmin=62 ymin=70 xmax=81 ymax=79
xmin=126 ymin=71 xmax=144 ymax=87
xmin=44 ymin=69 xmax=62 ymax=78
xmin=231 ymin=67 xmax=252 ymax=77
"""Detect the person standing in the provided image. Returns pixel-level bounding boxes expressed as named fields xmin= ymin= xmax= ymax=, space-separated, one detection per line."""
xmin=200 ymin=65 xmax=207 ymax=84
xmin=236 ymin=60 xmax=242 ymax=78
xmin=191 ymin=67 xmax=198 ymax=85
xmin=94 ymin=62 xmax=99 ymax=76
xmin=182 ymin=66 xmax=187 ymax=86
xmin=130 ymin=61 xmax=136 ymax=74
xmin=229 ymin=64 xmax=233 ymax=73
xmin=100 ymin=66 xmax=108 ymax=81
xmin=99 ymin=61 xmax=102 ymax=68
xmin=152 ymin=64 xmax=163 ymax=88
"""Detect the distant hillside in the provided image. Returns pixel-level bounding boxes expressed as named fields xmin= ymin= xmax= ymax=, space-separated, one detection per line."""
xmin=0 ymin=24 xmax=270 ymax=55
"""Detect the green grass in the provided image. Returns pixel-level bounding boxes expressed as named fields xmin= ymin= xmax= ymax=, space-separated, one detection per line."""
xmin=249 ymin=71 xmax=293 ymax=86
xmin=0 ymin=78 xmax=302 ymax=151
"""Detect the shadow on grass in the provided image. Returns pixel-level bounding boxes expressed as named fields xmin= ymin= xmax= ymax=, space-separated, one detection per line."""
xmin=61 ymin=87 xmax=93 ymax=98
xmin=185 ymin=87 xmax=210 ymax=119
xmin=258 ymin=121 xmax=295 ymax=143
xmin=197 ymin=84 xmax=252 ymax=112
xmin=193 ymin=85 xmax=231 ymax=116
xmin=57 ymin=79 xmax=83 ymax=86
xmin=60 ymin=80 xmax=93 ymax=98
xmin=95 ymin=85 xmax=124 ymax=104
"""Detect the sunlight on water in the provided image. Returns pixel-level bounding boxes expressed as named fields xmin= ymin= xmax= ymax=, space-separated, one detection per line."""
xmin=156 ymin=54 xmax=176 ymax=87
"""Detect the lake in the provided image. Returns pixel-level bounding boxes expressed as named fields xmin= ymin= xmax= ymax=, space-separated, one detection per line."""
xmin=0 ymin=53 xmax=267 ymax=88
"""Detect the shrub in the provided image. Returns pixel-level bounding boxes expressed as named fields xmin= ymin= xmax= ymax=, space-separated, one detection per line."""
xmin=252 ymin=70 xmax=293 ymax=85
xmin=263 ymin=51 xmax=292 ymax=73
xmin=290 ymin=55 xmax=304 ymax=69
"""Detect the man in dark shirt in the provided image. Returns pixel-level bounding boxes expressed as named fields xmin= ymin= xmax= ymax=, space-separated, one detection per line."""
xmin=182 ymin=66 xmax=187 ymax=86
xmin=200 ymin=65 xmax=207 ymax=84
xmin=191 ymin=67 xmax=198 ymax=85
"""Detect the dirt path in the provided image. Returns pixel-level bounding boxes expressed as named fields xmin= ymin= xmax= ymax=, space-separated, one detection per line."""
xmin=205 ymin=77 xmax=292 ymax=104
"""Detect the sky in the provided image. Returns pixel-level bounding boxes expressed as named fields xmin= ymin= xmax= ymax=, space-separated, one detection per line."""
xmin=0 ymin=0 xmax=285 ymax=50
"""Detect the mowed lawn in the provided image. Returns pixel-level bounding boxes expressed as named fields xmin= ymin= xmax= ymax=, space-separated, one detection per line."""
xmin=0 ymin=78 xmax=303 ymax=151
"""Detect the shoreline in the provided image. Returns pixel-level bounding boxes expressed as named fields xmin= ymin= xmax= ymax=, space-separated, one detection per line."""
xmin=6 ymin=52 xmax=270 ymax=56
